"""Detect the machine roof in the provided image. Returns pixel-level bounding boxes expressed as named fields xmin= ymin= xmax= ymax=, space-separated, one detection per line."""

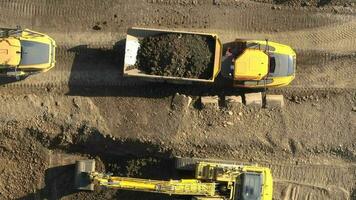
xmin=237 ymin=172 xmax=262 ymax=200
xmin=19 ymin=40 xmax=50 ymax=66
xmin=0 ymin=38 xmax=21 ymax=66
xmin=234 ymin=49 xmax=268 ymax=81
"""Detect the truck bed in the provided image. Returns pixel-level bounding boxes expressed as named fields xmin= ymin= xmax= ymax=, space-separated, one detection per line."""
xmin=123 ymin=27 xmax=222 ymax=84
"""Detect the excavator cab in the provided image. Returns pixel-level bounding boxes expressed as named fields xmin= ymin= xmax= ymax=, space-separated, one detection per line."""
xmin=234 ymin=173 xmax=263 ymax=200
xmin=195 ymin=162 xmax=272 ymax=200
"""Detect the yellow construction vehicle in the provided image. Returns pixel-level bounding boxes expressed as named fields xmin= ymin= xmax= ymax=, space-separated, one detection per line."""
xmin=124 ymin=27 xmax=296 ymax=88
xmin=0 ymin=27 xmax=56 ymax=78
xmin=226 ymin=39 xmax=296 ymax=88
xmin=75 ymin=158 xmax=273 ymax=200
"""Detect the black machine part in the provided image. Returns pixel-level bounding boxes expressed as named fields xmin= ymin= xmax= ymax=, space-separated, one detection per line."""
xmin=235 ymin=172 xmax=263 ymax=200
xmin=74 ymin=160 xmax=96 ymax=191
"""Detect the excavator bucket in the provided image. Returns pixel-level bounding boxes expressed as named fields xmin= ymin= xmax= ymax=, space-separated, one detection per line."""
xmin=74 ymin=160 xmax=96 ymax=191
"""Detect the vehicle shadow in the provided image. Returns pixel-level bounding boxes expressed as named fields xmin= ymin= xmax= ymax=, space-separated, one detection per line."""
xmin=66 ymin=39 xmax=124 ymax=90
xmin=66 ymin=40 xmax=263 ymax=98
xmin=318 ymin=0 xmax=332 ymax=6
xmin=0 ymin=76 xmax=28 ymax=85
xmin=16 ymin=164 xmax=77 ymax=200
xmin=16 ymin=127 xmax=189 ymax=200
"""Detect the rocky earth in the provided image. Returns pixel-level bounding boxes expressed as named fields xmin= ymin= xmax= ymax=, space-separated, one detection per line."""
xmin=0 ymin=0 xmax=355 ymax=200
xmin=0 ymin=87 xmax=354 ymax=200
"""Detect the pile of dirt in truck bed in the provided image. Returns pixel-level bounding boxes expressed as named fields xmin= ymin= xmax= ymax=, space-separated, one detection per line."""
xmin=136 ymin=33 xmax=215 ymax=79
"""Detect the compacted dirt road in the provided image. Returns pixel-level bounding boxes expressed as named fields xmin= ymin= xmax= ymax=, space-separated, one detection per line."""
xmin=0 ymin=0 xmax=355 ymax=200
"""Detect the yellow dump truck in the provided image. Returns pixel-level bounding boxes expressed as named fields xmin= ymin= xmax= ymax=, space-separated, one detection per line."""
xmin=124 ymin=27 xmax=296 ymax=88
xmin=0 ymin=27 xmax=56 ymax=78
xmin=75 ymin=157 xmax=273 ymax=200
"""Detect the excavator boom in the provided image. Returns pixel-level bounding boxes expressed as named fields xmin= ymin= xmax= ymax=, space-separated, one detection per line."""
xmin=75 ymin=159 xmax=273 ymax=200
xmin=75 ymin=160 xmax=217 ymax=196
xmin=95 ymin=174 xmax=217 ymax=196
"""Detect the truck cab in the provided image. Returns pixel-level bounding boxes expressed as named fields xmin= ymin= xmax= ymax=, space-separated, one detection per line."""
xmin=222 ymin=39 xmax=296 ymax=88
xmin=0 ymin=28 xmax=56 ymax=78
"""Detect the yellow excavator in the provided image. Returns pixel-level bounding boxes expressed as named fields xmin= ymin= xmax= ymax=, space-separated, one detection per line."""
xmin=0 ymin=27 xmax=56 ymax=78
xmin=75 ymin=158 xmax=273 ymax=200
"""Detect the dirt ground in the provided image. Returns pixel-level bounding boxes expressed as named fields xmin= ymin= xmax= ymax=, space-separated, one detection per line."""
xmin=136 ymin=33 xmax=215 ymax=78
xmin=0 ymin=0 xmax=355 ymax=200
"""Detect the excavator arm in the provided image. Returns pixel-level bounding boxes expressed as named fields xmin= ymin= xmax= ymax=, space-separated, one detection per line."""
xmin=75 ymin=160 xmax=217 ymax=197
xmin=92 ymin=172 xmax=217 ymax=196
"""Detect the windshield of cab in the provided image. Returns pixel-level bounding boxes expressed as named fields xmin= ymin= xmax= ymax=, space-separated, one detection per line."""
xmin=236 ymin=173 xmax=263 ymax=200
xmin=20 ymin=40 xmax=49 ymax=65
xmin=268 ymin=53 xmax=294 ymax=77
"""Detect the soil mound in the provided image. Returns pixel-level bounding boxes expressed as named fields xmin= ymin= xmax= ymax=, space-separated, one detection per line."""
xmin=136 ymin=33 xmax=215 ymax=79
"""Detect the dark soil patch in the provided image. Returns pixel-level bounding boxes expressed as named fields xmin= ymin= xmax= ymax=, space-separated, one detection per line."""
xmin=136 ymin=33 xmax=215 ymax=79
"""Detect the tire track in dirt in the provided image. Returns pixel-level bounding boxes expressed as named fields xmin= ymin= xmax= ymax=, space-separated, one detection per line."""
xmin=0 ymin=0 xmax=343 ymax=31
xmin=290 ymin=20 xmax=356 ymax=53
xmin=275 ymin=181 xmax=349 ymax=200
xmin=208 ymin=18 xmax=356 ymax=53
xmin=268 ymin=163 xmax=356 ymax=200
xmin=1 ymin=0 xmax=349 ymax=46
xmin=0 ymin=0 xmax=108 ymax=19
xmin=291 ymin=50 xmax=356 ymax=89
xmin=147 ymin=0 xmax=343 ymax=31
xmin=0 ymin=0 xmax=124 ymax=31
xmin=269 ymin=163 xmax=355 ymax=189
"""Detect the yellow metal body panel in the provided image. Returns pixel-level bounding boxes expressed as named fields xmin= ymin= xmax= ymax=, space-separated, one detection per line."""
xmin=0 ymin=38 xmax=21 ymax=66
xmin=195 ymin=162 xmax=243 ymax=182
xmin=212 ymin=37 xmax=222 ymax=81
xmin=233 ymin=49 xmax=268 ymax=81
xmin=248 ymin=40 xmax=296 ymax=55
xmin=233 ymin=40 xmax=296 ymax=88
xmin=250 ymin=40 xmax=295 ymax=88
xmin=268 ymin=76 xmax=294 ymax=88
